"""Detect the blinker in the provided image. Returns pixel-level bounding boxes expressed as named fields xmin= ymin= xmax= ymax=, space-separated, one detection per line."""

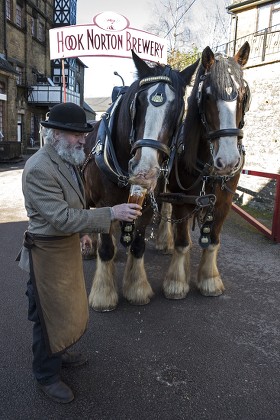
xmin=150 ymin=83 xmax=167 ymax=107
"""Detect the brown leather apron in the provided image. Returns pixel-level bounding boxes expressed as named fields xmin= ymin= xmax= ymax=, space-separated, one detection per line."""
xmin=25 ymin=232 xmax=89 ymax=355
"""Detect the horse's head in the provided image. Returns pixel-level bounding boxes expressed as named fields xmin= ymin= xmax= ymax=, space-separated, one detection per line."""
xmin=197 ymin=42 xmax=250 ymax=176
xmin=127 ymin=50 xmax=199 ymax=191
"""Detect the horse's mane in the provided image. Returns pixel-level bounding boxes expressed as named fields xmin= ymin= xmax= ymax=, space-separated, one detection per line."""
xmin=183 ymin=53 xmax=245 ymax=171
xmin=209 ymin=54 xmax=245 ymax=101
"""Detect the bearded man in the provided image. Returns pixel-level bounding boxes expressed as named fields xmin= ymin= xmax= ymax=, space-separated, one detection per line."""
xmin=18 ymin=102 xmax=141 ymax=404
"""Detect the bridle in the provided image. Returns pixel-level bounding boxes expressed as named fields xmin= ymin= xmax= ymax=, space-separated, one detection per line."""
xmin=81 ymin=70 xmax=185 ymax=188
xmin=129 ymin=74 xmax=181 ymax=158
xmin=195 ymin=69 xmax=251 ymax=180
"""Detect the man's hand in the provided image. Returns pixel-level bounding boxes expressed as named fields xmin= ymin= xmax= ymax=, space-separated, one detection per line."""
xmin=111 ymin=203 xmax=142 ymax=222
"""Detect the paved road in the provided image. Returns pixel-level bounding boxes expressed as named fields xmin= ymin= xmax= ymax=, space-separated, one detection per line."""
xmin=1 ymin=158 xmax=280 ymax=420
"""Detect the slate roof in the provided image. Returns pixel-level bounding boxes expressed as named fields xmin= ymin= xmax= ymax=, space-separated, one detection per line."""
xmin=85 ymin=97 xmax=112 ymax=113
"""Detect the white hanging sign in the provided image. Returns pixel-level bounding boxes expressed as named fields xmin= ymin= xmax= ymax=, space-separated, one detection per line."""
xmin=49 ymin=11 xmax=167 ymax=63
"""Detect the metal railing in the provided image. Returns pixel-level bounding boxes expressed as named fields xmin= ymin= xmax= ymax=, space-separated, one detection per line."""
xmin=214 ymin=23 xmax=280 ymax=64
xmin=232 ymin=169 xmax=280 ymax=243
xmin=27 ymin=85 xmax=80 ymax=105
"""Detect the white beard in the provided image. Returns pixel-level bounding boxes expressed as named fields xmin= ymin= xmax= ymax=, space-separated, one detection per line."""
xmin=54 ymin=136 xmax=86 ymax=166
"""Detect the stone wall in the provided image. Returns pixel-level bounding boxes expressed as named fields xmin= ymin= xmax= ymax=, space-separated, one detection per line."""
xmin=236 ymin=61 xmax=280 ymax=212
xmin=242 ymin=62 xmax=280 ymax=173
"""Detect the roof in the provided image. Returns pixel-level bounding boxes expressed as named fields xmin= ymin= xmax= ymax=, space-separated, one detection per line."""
xmin=227 ymin=0 xmax=272 ymax=12
xmin=85 ymin=97 xmax=112 ymax=113
xmin=83 ymin=101 xmax=95 ymax=114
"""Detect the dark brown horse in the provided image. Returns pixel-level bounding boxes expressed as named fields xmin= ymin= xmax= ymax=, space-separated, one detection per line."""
xmin=157 ymin=42 xmax=251 ymax=298
xmin=82 ymin=51 xmax=199 ymax=311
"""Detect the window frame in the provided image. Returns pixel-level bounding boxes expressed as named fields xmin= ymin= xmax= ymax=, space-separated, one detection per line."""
xmin=15 ymin=3 xmax=23 ymax=28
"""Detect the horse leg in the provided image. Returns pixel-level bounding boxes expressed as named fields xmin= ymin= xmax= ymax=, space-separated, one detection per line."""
xmin=88 ymin=233 xmax=118 ymax=311
xmin=123 ymin=226 xmax=154 ymax=305
xmin=197 ymin=243 xmax=224 ymax=296
xmin=163 ymin=215 xmax=191 ymax=299
xmin=155 ymin=202 xmax=174 ymax=253
xmin=196 ymin=188 xmax=235 ymax=296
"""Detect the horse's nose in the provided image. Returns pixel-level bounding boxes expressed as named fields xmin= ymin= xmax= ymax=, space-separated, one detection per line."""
xmin=215 ymin=157 xmax=224 ymax=169
xmin=214 ymin=155 xmax=240 ymax=172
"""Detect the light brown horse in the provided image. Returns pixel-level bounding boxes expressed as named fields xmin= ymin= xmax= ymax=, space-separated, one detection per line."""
xmin=82 ymin=51 xmax=199 ymax=311
xmin=157 ymin=42 xmax=251 ymax=298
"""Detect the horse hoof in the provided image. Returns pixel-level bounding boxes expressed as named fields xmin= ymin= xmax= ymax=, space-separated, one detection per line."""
xmin=127 ymin=298 xmax=151 ymax=306
xmin=200 ymin=289 xmax=224 ymax=297
xmin=92 ymin=305 xmax=117 ymax=312
xmin=89 ymin=294 xmax=118 ymax=312
xmin=199 ymin=278 xmax=225 ymax=296
xmin=163 ymin=283 xmax=190 ymax=300
xmin=164 ymin=292 xmax=188 ymax=300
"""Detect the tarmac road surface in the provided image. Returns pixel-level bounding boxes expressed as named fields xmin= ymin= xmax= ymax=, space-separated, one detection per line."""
xmin=1 ymin=157 xmax=280 ymax=420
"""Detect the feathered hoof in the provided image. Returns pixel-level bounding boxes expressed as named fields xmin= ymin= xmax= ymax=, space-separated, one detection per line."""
xmin=200 ymin=289 xmax=224 ymax=297
xmin=91 ymin=304 xmax=117 ymax=312
xmin=127 ymin=296 xmax=152 ymax=306
xmin=199 ymin=277 xmax=225 ymax=297
xmin=88 ymin=292 xmax=118 ymax=312
xmin=163 ymin=291 xmax=188 ymax=300
xmin=163 ymin=283 xmax=190 ymax=300
xmin=124 ymin=286 xmax=154 ymax=306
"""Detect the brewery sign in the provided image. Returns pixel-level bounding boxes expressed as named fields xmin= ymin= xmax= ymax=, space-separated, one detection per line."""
xmin=49 ymin=11 xmax=167 ymax=63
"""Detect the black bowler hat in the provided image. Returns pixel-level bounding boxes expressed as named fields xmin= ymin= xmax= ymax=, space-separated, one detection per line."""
xmin=41 ymin=102 xmax=94 ymax=133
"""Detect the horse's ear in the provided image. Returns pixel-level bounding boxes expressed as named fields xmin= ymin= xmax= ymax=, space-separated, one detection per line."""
xmin=201 ymin=46 xmax=215 ymax=71
xmin=234 ymin=41 xmax=250 ymax=67
xmin=131 ymin=50 xmax=152 ymax=78
xmin=179 ymin=58 xmax=200 ymax=86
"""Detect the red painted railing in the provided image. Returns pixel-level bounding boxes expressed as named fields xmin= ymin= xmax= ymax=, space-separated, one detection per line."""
xmin=232 ymin=169 xmax=280 ymax=243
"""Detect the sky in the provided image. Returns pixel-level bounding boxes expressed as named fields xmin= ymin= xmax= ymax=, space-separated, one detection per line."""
xmin=76 ymin=0 xmax=153 ymax=98
xmin=76 ymin=0 xmax=231 ymax=99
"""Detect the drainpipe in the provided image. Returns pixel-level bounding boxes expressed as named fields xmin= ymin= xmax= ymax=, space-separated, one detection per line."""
xmin=3 ymin=0 xmax=8 ymax=57
xmin=227 ymin=10 xmax=238 ymax=55
xmin=233 ymin=14 xmax=238 ymax=55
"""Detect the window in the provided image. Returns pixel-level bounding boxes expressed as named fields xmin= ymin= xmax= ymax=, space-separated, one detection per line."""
xmin=6 ymin=0 xmax=12 ymax=20
xmin=16 ymin=4 xmax=23 ymax=27
xmin=0 ymin=83 xmax=5 ymax=140
xmin=53 ymin=76 xmax=61 ymax=84
xmin=30 ymin=114 xmax=41 ymax=146
xmin=271 ymin=2 xmax=280 ymax=27
xmin=257 ymin=1 xmax=280 ymax=31
xmin=16 ymin=66 xmax=24 ymax=85
xmin=38 ymin=22 xmax=45 ymax=42
xmin=31 ymin=17 xmax=35 ymax=36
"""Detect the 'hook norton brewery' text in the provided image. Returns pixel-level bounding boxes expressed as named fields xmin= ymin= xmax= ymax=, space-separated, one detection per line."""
xmin=49 ymin=25 xmax=167 ymax=63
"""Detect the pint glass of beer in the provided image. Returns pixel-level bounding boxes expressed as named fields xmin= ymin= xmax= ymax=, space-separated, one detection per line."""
xmin=128 ymin=184 xmax=147 ymax=206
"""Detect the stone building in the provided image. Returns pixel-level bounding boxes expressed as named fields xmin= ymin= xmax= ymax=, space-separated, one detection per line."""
xmin=215 ymin=0 xmax=280 ymax=174
xmin=222 ymin=0 xmax=280 ymax=213
xmin=0 ymin=0 xmax=94 ymax=159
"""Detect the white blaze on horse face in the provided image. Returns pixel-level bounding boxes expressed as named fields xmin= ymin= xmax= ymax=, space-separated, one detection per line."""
xmin=130 ymin=84 xmax=175 ymax=190
xmin=215 ymin=98 xmax=240 ymax=173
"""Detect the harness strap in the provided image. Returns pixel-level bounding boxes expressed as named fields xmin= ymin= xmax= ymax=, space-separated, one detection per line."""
xmin=175 ymin=151 xmax=212 ymax=192
xmin=131 ymin=139 xmax=171 ymax=157
xmin=207 ymin=128 xmax=244 ymax=140
xmin=94 ymin=96 xmax=129 ymax=187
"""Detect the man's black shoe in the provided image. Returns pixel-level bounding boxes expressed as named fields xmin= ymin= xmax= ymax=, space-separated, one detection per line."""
xmin=62 ymin=351 xmax=88 ymax=368
xmin=39 ymin=380 xmax=74 ymax=404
